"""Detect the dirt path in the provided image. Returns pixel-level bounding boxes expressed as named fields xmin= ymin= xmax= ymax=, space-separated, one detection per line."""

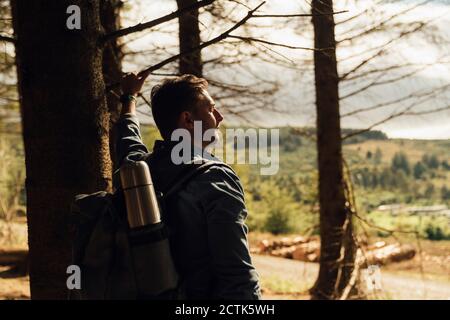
xmin=1 ymin=254 xmax=449 ymax=300
xmin=252 ymin=254 xmax=450 ymax=300
xmin=0 ymin=266 xmax=29 ymax=300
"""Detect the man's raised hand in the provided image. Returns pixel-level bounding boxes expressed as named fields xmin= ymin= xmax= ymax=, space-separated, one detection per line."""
xmin=121 ymin=72 xmax=149 ymax=96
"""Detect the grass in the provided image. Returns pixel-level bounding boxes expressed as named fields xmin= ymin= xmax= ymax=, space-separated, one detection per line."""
xmin=363 ymin=211 xmax=450 ymax=239
xmin=260 ymin=275 xmax=310 ymax=295
xmin=344 ymin=139 xmax=450 ymax=166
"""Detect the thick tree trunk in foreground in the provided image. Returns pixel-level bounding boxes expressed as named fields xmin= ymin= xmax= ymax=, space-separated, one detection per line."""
xmin=101 ymin=0 xmax=123 ymax=171
xmin=310 ymin=0 xmax=356 ymax=299
xmin=11 ymin=0 xmax=111 ymax=299
xmin=177 ymin=0 xmax=203 ymax=76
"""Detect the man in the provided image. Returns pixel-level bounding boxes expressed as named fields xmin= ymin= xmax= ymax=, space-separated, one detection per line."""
xmin=115 ymin=72 xmax=261 ymax=300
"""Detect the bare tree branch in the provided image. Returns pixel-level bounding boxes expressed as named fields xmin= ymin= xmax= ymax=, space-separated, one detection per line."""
xmin=100 ymin=0 xmax=215 ymax=43
xmin=337 ymin=0 xmax=430 ymax=44
xmin=221 ymin=105 xmax=262 ymax=126
xmin=335 ymin=0 xmax=384 ymax=25
xmin=106 ymin=1 xmax=267 ymax=90
xmin=136 ymin=2 xmax=266 ymax=79
xmin=341 ymin=62 xmax=436 ymax=101
xmin=240 ymin=38 xmax=296 ymax=64
xmin=343 ymin=93 xmax=449 ymax=140
xmin=228 ymin=35 xmax=319 ymax=51
xmin=252 ymin=10 xmax=348 ymax=18
xmin=342 ymin=61 xmax=450 ymax=82
xmin=339 ymin=21 xmax=427 ymax=65
xmin=339 ymin=49 xmax=387 ymax=81
xmin=403 ymin=105 xmax=450 ymax=116
xmin=227 ymin=0 xmax=251 ymax=10
xmin=341 ymin=84 xmax=450 ymax=118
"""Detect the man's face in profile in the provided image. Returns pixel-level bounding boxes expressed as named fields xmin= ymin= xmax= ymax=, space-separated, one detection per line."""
xmin=192 ymin=89 xmax=224 ymax=148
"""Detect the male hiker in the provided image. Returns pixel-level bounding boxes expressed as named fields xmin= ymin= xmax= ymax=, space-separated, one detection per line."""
xmin=115 ymin=72 xmax=261 ymax=300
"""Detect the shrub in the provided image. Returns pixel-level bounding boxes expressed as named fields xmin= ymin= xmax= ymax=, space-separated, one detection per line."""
xmin=424 ymin=224 xmax=446 ymax=240
xmin=265 ymin=206 xmax=295 ymax=235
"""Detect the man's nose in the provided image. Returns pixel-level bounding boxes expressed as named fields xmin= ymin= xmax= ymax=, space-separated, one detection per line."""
xmin=214 ymin=109 xmax=224 ymax=125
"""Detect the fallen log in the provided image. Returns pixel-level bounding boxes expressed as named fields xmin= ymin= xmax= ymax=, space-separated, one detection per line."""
xmin=366 ymin=241 xmax=387 ymax=250
xmin=0 ymin=249 xmax=28 ymax=266
xmin=364 ymin=244 xmax=416 ymax=266
xmin=255 ymin=236 xmax=416 ymax=266
xmin=269 ymin=245 xmax=297 ymax=259
xmin=292 ymin=242 xmax=320 ymax=262
xmin=258 ymin=235 xmax=311 ymax=253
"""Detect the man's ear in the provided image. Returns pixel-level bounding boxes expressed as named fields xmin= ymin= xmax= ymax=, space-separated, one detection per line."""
xmin=177 ymin=111 xmax=194 ymax=130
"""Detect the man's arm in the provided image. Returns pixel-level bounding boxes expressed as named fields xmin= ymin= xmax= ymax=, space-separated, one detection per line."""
xmin=191 ymin=166 xmax=261 ymax=300
xmin=115 ymin=72 xmax=149 ymax=167
xmin=115 ymin=114 xmax=148 ymax=166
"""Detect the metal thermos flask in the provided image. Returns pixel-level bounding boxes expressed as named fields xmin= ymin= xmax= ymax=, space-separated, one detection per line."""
xmin=119 ymin=161 xmax=179 ymax=298
xmin=120 ymin=161 xmax=161 ymax=228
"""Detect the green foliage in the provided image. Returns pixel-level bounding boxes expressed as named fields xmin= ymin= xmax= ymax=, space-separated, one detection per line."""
xmin=240 ymin=167 xmax=318 ymax=235
xmin=391 ymin=152 xmax=411 ymax=175
xmin=251 ymin=179 xmax=298 ymax=234
xmin=422 ymin=154 xmax=440 ymax=169
xmin=242 ymin=130 xmax=449 ymax=236
xmin=424 ymin=183 xmax=435 ymax=198
xmin=374 ymin=147 xmax=383 ymax=164
xmin=342 ymin=130 xmax=388 ymax=144
xmin=424 ymin=224 xmax=450 ymax=241
xmin=413 ymin=161 xmax=426 ymax=179
xmin=0 ymin=119 xmax=447 ymax=241
xmin=441 ymin=186 xmax=450 ymax=201
xmin=442 ymin=160 xmax=450 ymax=170
xmin=368 ymin=211 xmax=450 ymax=240
xmin=280 ymin=130 xmax=303 ymax=152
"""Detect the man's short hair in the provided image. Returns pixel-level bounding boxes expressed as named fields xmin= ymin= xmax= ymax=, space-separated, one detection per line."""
xmin=150 ymin=74 xmax=208 ymax=140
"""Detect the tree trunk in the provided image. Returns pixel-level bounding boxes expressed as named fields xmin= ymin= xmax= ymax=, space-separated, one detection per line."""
xmin=11 ymin=0 xmax=111 ymax=299
xmin=310 ymin=0 xmax=356 ymax=299
xmin=176 ymin=0 xmax=202 ymax=76
xmin=100 ymin=0 xmax=123 ymax=171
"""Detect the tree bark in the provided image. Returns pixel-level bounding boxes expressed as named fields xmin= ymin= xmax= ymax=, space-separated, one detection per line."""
xmin=100 ymin=0 xmax=123 ymax=171
xmin=176 ymin=0 xmax=203 ymax=76
xmin=310 ymin=0 xmax=356 ymax=299
xmin=11 ymin=0 xmax=111 ymax=299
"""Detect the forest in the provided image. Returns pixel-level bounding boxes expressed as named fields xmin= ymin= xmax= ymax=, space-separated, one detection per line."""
xmin=0 ymin=0 xmax=449 ymax=301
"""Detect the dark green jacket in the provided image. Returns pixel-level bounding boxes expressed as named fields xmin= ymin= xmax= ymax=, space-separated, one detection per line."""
xmin=115 ymin=114 xmax=261 ymax=300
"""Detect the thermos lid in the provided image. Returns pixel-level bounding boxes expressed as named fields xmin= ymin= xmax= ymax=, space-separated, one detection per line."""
xmin=120 ymin=161 xmax=154 ymax=190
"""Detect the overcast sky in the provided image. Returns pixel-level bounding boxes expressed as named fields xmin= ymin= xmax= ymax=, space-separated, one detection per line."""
xmin=121 ymin=0 xmax=450 ymax=139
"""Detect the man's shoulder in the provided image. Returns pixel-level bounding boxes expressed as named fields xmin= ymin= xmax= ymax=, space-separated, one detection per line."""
xmin=185 ymin=161 xmax=245 ymax=200
xmin=191 ymin=160 xmax=239 ymax=183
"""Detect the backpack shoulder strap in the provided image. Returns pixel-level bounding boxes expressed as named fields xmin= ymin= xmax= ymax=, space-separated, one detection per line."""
xmin=162 ymin=161 xmax=231 ymax=199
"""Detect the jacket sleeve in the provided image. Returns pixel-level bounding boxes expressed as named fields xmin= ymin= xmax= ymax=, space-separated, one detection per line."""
xmin=115 ymin=113 xmax=149 ymax=167
xmin=191 ymin=166 xmax=261 ymax=300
